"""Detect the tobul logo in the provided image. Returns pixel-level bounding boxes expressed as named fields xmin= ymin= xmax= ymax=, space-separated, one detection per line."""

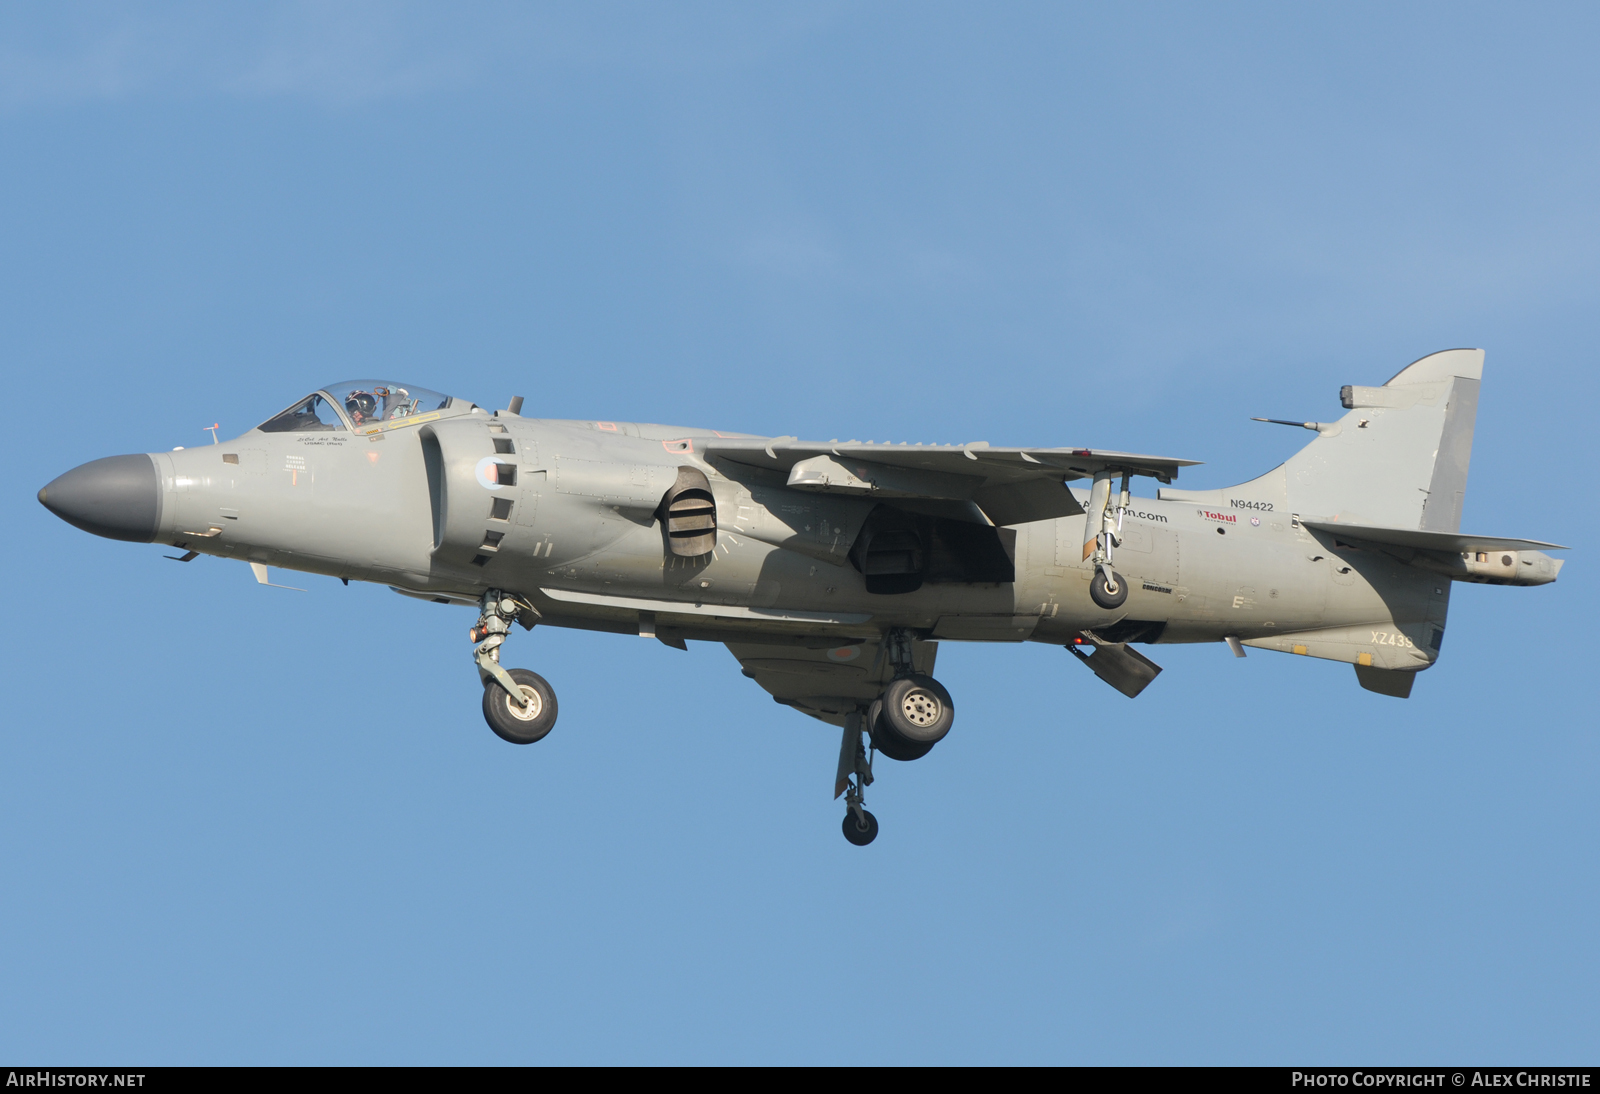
xmin=1198 ymin=509 xmax=1237 ymax=524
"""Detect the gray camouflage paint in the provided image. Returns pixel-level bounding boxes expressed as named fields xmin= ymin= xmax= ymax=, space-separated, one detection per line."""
xmin=39 ymin=349 xmax=1564 ymax=704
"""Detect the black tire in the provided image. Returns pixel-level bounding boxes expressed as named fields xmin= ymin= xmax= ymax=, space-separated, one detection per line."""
xmin=870 ymin=674 xmax=953 ymax=761
xmin=872 ymin=716 xmax=935 ymax=761
xmin=1090 ymin=569 xmax=1129 ymax=610
xmin=482 ymin=668 xmax=558 ymax=744
xmin=842 ymin=809 xmax=879 ymax=846
xmin=882 ymin=674 xmax=953 ymax=744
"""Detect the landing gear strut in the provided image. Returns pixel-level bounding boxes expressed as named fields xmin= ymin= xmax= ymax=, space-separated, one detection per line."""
xmin=836 ymin=709 xmax=878 ymax=846
xmin=868 ymin=627 xmax=954 ymax=761
xmin=831 ymin=629 xmax=959 ymax=845
xmin=472 ymin=588 xmax=558 ymax=744
xmin=1086 ymin=470 xmax=1131 ymax=610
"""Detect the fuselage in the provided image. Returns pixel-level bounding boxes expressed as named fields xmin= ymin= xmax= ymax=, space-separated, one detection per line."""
xmin=138 ymin=402 xmax=1446 ymax=670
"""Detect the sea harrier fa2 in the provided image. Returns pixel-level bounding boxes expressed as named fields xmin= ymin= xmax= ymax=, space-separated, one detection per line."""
xmin=39 ymin=350 xmax=1566 ymax=844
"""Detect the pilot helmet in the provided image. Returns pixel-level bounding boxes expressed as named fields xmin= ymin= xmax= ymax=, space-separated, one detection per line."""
xmin=345 ymin=390 xmax=377 ymax=421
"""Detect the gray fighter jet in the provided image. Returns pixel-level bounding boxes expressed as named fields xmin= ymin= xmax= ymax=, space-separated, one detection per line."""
xmin=38 ymin=350 xmax=1565 ymax=844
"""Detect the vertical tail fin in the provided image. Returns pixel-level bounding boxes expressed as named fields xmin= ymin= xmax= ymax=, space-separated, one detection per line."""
xmin=1161 ymin=348 xmax=1484 ymax=530
xmin=1307 ymin=348 xmax=1482 ymax=531
xmin=1410 ymin=353 xmax=1481 ymax=533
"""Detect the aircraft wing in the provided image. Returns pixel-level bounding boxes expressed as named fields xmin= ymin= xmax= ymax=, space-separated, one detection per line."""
xmin=726 ymin=636 xmax=937 ymax=728
xmin=701 ymin=438 xmax=1199 ymax=526
xmin=1302 ymin=521 xmax=1568 ymax=553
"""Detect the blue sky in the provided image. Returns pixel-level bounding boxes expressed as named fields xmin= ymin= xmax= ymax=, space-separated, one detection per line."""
xmin=2 ymin=3 xmax=1596 ymax=1063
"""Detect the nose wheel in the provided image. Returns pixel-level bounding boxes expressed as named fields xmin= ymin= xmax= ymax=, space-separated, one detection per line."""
xmin=483 ymin=668 xmax=558 ymax=744
xmin=471 ymin=589 xmax=558 ymax=744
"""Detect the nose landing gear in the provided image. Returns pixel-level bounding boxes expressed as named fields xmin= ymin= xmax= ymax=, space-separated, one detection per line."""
xmin=472 ymin=588 xmax=558 ymax=744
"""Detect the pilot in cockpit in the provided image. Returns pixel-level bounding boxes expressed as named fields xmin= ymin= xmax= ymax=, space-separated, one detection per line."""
xmin=344 ymin=389 xmax=378 ymax=425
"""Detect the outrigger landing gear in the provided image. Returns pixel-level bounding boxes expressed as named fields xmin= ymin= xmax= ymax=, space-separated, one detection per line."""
xmin=1086 ymin=470 xmax=1131 ymax=610
xmin=472 ymin=588 xmax=558 ymax=745
xmin=835 ymin=710 xmax=878 ymax=846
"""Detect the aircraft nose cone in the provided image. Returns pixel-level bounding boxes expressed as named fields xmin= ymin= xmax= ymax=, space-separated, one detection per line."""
xmin=38 ymin=454 xmax=161 ymax=542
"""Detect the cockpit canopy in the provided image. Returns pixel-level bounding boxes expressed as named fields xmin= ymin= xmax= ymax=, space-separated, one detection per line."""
xmin=258 ymin=380 xmax=455 ymax=433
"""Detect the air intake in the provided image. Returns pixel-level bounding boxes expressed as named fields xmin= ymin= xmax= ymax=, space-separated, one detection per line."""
xmin=663 ymin=466 xmax=717 ymax=556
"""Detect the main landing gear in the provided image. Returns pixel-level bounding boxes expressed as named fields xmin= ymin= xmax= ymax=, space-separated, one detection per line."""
xmin=472 ymin=588 xmax=558 ymax=744
xmin=834 ymin=629 xmax=955 ymax=846
xmin=870 ymin=674 xmax=955 ymax=761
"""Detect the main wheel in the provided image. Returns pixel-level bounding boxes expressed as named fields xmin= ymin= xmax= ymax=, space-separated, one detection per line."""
xmin=482 ymin=668 xmax=559 ymax=744
xmin=1090 ymin=568 xmax=1129 ymax=610
xmin=871 ymin=674 xmax=954 ymax=761
xmin=842 ymin=809 xmax=879 ymax=846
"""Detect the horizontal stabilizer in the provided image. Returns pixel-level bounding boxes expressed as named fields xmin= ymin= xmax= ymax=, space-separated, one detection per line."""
xmin=1301 ymin=521 xmax=1567 ymax=554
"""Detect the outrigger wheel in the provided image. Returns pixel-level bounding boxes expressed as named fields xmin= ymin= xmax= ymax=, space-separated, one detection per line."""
xmin=1090 ymin=568 xmax=1129 ymax=610
xmin=483 ymin=668 xmax=559 ymax=744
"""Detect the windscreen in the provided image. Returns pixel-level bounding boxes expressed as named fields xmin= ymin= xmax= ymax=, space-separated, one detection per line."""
xmin=257 ymin=393 xmax=347 ymax=433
